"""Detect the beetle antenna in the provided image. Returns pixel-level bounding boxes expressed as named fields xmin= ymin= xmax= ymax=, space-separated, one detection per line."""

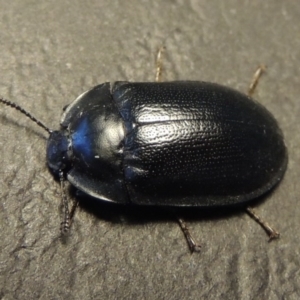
xmin=59 ymin=170 xmax=71 ymax=235
xmin=0 ymin=96 xmax=52 ymax=134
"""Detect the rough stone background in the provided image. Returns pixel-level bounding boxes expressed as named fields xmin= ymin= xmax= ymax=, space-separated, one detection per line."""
xmin=0 ymin=1 xmax=299 ymax=299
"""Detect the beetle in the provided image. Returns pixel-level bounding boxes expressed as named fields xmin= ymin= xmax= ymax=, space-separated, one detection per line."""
xmin=0 ymin=50 xmax=288 ymax=252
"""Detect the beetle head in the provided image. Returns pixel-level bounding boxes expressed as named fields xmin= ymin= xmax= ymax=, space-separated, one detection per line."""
xmin=47 ymin=131 xmax=71 ymax=174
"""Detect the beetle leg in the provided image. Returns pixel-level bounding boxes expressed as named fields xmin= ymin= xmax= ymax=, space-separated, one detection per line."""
xmin=248 ymin=65 xmax=266 ymax=97
xmin=177 ymin=218 xmax=201 ymax=253
xmin=155 ymin=46 xmax=166 ymax=82
xmin=246 ymin=207 xmax=280 ymax=241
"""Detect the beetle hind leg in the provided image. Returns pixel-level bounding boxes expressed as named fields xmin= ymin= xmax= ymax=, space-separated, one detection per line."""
xmin=247 ymin=65 xmax=266 ymax=97
xmin=246 ymin=206 xmax=280 ymax=241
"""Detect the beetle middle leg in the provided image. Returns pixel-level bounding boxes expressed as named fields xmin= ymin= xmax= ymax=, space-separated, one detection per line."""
xmin=155 ymin=46 xmax=166 ymax=82
xmin=155 ymin=46 xmax=200 ymax=252
xmin=247 ymin=65 xmax=266 ymax=97
xmin=177 ymin=217 xmax=201 ymax=253
xmin=245 ymin=66 xmax=280 ymax=240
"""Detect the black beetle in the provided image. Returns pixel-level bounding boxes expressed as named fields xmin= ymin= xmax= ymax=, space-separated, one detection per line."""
xmin=48 ymin=80 xmax=287 ymax=206
xmin=0 ymin=59 xmax=288 ymax=252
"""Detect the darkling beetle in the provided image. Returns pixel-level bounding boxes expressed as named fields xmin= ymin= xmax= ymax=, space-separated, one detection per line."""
xmin=0 ymin=47 xmax=288 ymax=252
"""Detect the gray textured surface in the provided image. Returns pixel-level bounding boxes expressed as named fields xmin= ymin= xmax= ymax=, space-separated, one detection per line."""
xmin=0 ymin=1 xmax=299 ymax=299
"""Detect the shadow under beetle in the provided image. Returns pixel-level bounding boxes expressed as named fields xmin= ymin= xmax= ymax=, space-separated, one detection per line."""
xmin=0 ymin=48 xmax=288 ymax=252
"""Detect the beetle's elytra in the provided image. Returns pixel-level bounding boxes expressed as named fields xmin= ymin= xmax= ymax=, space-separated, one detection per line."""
xmin=47 ymin=81 xmax=287 ymax=206
xmin=0 ymin=59 xmax=288 ymax=251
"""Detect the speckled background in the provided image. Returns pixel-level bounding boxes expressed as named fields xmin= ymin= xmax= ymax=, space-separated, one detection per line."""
xmin=0 ymin=1 xmax=299 ymax=299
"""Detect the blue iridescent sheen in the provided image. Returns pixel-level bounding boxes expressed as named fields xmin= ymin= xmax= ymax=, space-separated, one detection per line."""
xmin=71 ymin=117 xmax=92 ymax=159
